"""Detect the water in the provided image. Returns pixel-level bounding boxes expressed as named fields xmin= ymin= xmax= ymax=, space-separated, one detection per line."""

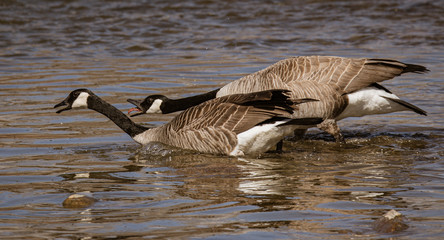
xmin=1 ymin=0 xmax=443 ymax=238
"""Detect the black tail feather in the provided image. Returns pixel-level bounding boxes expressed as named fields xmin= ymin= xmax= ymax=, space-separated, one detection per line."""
xmin=368 ymin=58 xmax=429 ymax=74
xmin=382 ymin=96 xmax=427 ymax=116
xmin=283 ymin=117 xmax=324 ymax=126
xmin=402 ymin=63 xmax=429 ymax=74
xmin=370 ymin=83 xmax=392 ymax=94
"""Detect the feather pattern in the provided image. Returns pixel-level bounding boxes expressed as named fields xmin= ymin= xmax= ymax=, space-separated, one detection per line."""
xmin=57 ymin=89 xmax=321 ymax=156
xmin=218 ymin=56 xmax=428 ymax=96
xmin=129 ymin=56 xmax=427 ymax=143
xmin=133 ymin=90 xmax=318 ymax=155
xmin=217 ymin=56 xmax=427 ymax=121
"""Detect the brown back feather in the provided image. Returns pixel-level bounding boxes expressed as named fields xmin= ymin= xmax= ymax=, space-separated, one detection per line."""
xmin=217 ymin=56 xmax=428 ymax=96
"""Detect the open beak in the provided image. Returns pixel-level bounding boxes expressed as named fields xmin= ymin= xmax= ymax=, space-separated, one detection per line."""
xmin=54 ymin=99 xmax=71 ymax=114
xmin=127 ymin=98 xmax=145 ymax=117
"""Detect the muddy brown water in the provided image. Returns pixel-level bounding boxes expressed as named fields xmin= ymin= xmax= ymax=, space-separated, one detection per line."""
xmin=1 ymin=1 xmax=443 ymax=239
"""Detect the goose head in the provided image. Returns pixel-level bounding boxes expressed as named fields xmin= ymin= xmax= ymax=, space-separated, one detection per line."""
xmin=127 ymin=95 xmax=169 ymax=117
xmin=54 ymin=89 xmax=92 ymax=113
xmin=54 ymin=89 xmax=149 ymax=138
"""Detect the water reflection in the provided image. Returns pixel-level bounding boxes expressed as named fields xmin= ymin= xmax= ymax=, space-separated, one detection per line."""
xmin=1 ymin=0 xmax=443 ymax=238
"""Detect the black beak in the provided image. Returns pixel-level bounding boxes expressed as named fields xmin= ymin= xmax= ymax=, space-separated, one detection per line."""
xmin=127 ymin=98 xmax=145 ymax=117
xmin=54 ymin=99 xmax=71 ymax=114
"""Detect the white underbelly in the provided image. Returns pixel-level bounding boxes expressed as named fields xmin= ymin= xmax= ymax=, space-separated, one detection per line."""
xmin=336 ymin=87 xmax=407 ymax=120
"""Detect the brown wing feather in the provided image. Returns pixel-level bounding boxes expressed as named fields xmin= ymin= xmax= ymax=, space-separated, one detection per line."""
xmin=217 ymin=56 xmax=428 ymax=96
xmin=151 ymin=90 xmax=302 ymax=155
xmin=286 ymin=81 xmax=347 ymax=119
xmin=176 ymin=103 xmax=281 ymax=133
xmin=166 ymin=126 xmax=238 ymax=155
xmin=168 ymin=90 xmax=295 ymax=132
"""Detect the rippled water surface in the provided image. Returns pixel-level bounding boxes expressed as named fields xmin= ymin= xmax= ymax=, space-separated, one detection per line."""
xmin=1 ymin=0 xmax=443 ymax=239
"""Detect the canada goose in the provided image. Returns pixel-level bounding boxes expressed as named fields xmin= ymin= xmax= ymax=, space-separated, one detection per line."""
xmin=128 ymin=56 xmax=428 ymax=142
xmin=54 ymin=89 xmax=322 ymax=156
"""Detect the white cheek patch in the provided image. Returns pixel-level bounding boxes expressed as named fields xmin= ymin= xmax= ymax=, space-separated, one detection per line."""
xmin=72 ymin=92 xmax=89 ymax=108
xmin=146 ymin=99 xmax=163 ymax=113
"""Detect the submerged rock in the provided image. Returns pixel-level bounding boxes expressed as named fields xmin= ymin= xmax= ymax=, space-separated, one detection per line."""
xmin=62 ymin=194 xmax=96 ymax=208
xmin=373 ymin=209 xmax=408 ymax=233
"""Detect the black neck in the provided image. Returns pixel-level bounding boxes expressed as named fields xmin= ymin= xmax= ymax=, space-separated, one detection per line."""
xmin=161 ymin=88 xmax=219 ymax=113
xmin=87 ymin=95 xmax=148 ymax=137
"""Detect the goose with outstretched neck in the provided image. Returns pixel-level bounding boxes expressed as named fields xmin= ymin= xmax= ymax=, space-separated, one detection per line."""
xmin=127 ymin=56 xmax=428 ymax=143
xmin=55 ymin=89 xmax=322 ymax=156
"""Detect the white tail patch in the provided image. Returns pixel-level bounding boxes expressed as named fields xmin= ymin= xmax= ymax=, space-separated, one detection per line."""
xmin=336 ymin=87 xmax=411 ymax=120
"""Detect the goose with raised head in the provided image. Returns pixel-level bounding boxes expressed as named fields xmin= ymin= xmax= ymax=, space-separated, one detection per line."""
xmin=55 ymin=89 xmax=322 ymax=156
xmin=128 ymin=56 xmax=428 ymax=142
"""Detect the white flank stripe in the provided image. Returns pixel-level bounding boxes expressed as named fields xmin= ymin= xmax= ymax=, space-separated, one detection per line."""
xmin=230 ymin=120 xmax=296 ymax=156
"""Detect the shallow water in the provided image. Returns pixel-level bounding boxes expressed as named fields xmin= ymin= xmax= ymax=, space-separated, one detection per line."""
xmin=1 ymin=0 xmax=443 ymax=239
